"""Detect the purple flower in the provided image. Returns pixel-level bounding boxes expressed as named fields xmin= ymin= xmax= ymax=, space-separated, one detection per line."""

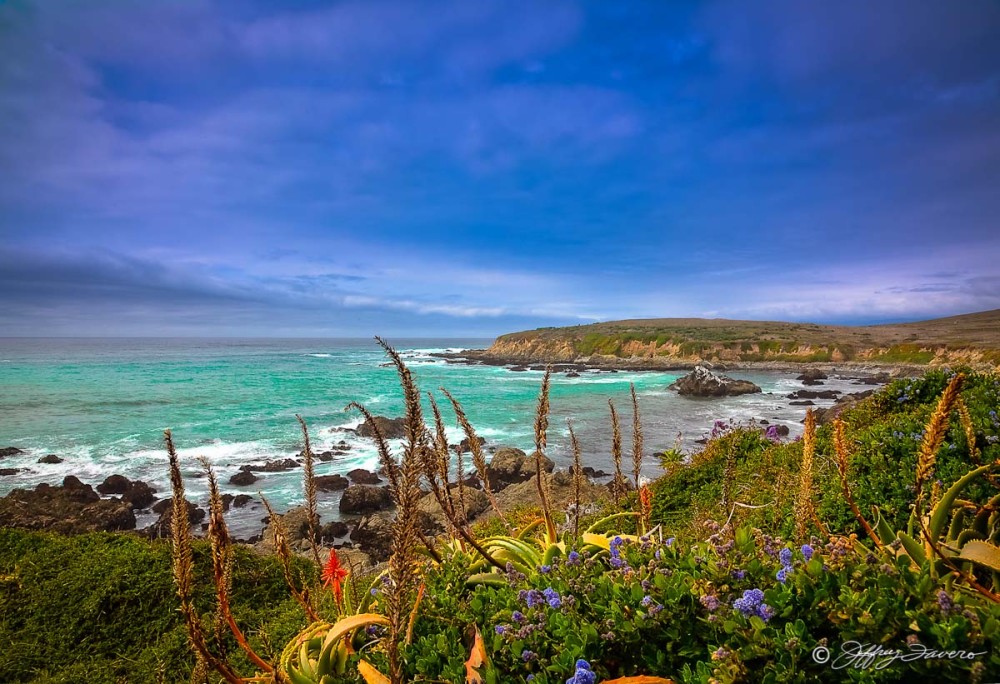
xmin=567 ymin=550 xmax=581 ymax=565
xmin=938 ymin=590 xmax=954 ymax=615
xmin=521 ymin=589 xmax=545 ymax=609
xmin=776 ymin=567 xmax=791 ymax=583
xmin=733 ymin=588 xmax=765 ymax=617
xmin=539 ymin=565 xmax=552 ymax=574
xmin=567 ymin=659 xmax=597 ymax=684
xmin=731 ymin=569 xmax=746 ymax=580
xmin=512 ymin=610 xmax=525 ymax=623
xmin=495 ymin=625 xmax=507 ymax=635
xmin=700 ymin=594 xmax=720 ymax=612
xmin=801 ymin=544 xmax=814 ymax=561
xmin=641 ymin=595 xmax=653 ymax=607
xmin=543 ymin=587 xmax=562 ymax=609
xmin=649 ymin=602 xmax=664 ymax=615
xmin=757 ymin=604 xmax=775 ymax=621
xmin=522 ymin=649 xmax=538 ymax=662
xmin=779 ymin=548 xmax=793 ymax=567
xmin=654 ymin=549 xmax=661 ymax=561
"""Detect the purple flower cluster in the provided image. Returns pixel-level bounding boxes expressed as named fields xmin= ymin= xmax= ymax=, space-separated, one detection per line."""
xmin=801 ymin=544 xmax=814 ymax=561
xmin=776 ymin=547 xmax=795 ymax=583
xmin=733 ymin=588 xmax=774 ymax=621
xmin=938 ymin=590 xmax=954 ymax=616
xmin=764 ymin=424 xmax=782 ymax=443
xmin=567 ymin=550 xmax=582 ymax=565
xmin=519 ymin=587 xmax=564 ymax=610
xmin=566 ymin=659 xmax=596 ymax=684
xmin=699 ymin=594 xmax=720 ymax=612
xmin=543 ymin=587 xmax=562 ymax=609
xmin=609 ymin=536 xmax=630 ymax=571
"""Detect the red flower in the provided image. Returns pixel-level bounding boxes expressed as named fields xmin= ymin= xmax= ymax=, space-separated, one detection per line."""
xmin=321 ymin=548 xmax=349 ymax=601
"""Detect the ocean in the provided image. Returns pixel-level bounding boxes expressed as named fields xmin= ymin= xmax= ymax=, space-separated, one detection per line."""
xmin=0 ymin=338 xmax=858 ymax=535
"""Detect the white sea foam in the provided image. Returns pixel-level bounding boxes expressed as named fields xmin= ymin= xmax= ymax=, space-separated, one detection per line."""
xmin=306 ymin=353 xmax=333 ymax=358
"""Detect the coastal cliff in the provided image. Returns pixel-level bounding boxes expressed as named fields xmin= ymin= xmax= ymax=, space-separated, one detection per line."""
xmin=460 ymin=309 xmax=1000 ymax=370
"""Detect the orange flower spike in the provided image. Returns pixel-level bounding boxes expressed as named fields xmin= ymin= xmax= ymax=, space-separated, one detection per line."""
xmin=321 ymin=548 xmax=349 ymax=602
xmin=639 ymin=484 xmax=653 ymax=524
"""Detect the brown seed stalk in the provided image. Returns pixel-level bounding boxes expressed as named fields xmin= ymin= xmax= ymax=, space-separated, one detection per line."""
xmin=630 ymin=383 xmax=644 ymax=490
xmin=296 ymin=414 xmax=322 ymax=570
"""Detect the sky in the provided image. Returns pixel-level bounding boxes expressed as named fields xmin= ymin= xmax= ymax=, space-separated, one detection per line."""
xmin=1 ymin=0 xmax=999 ymax=337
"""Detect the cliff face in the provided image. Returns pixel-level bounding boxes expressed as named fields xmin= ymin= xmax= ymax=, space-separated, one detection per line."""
xmin=478 ymin=317 xmax=1000 ymax=368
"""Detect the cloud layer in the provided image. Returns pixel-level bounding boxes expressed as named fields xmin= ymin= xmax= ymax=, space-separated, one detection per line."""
xmin=1 ymin=0 xmax=998 ymax=335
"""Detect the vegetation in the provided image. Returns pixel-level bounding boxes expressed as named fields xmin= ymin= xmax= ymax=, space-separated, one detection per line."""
xmin=2 ymin=349 xmax=1000 ymax=682
xmin=482 ymin=309 xmax=1000 ymax=367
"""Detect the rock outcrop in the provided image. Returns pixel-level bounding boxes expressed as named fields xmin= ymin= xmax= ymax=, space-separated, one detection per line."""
xmin=486 ymin=447 xmax=554 ymax=489
xmin=347 ymin=468 xmax=381 ymax=485
xmin=339 ymin=485 xmax=393 ymax=515
xmin=0 ymin=447 xmax=25 ymax=459
xmin=670 ymin=366 xmax=762 ymax=397
xmin=96 ymin=474 xmax=157 ymax=509
xmin=0 ymin=476 xmax=136 ymax=534
xmin=315 ymin=474 xmax=350 ymax=491
xmin=815 ymin=390 xmax=875 ymax=425
xmin=356 ymin=416 xmax=407 ymax=440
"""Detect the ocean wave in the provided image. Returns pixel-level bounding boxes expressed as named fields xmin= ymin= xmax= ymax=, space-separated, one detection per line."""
xmin=305 ymin=353 xmax=333 ymax=358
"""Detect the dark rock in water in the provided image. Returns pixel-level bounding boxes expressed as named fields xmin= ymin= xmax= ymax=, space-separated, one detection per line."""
xmin=38 ymin=454 xmax=63 ymax=464
xmin=229 ymin=470 xmax=259 ymax=486
xmin=0 ymin=477 xmax=136 ymax=534
xmin=121 ymin=480 xmax=156 ymax=510
xmin=486 ymin=447 xmax=554 ymax=489
xmin=315 ymin=474 xmax=350 ymax=491
xmin=0 ymin=468 xmax=21 ymax=476
xmin=96 ymin=474 xmax=131 ymax=495
xmin=775 ymin=425 xmax=790 ymax=437
xmin=856 ymin=373 xmax=891 ymax=385
xmin=509 ymin=366 xmax=528 ymax=372
xmin=815 ymin=390 xmax=876 ymax=425
xmin=347 ymin=468 xmax=381 ymax=485
xmin=316 ymin=451 xmax=335 ymax=462
xmin=146 ymin=499 xmax=206 ymax=539
xmin=796 ymin=369 xmax=828 ymax=385
xmin=220 ymin=493 xmax=234 ymax=511
xmin=565 ymin=371 xmax=580 ymax=378
xmin=350 ymin=514 xmax=394 ymax=562
xmin=320 ymin=520 xmax=350 ymax=540
xmin=790 ymin=400 xmax=815 ymax=406
xmin=339 ymin=485 xmax=393 ymax=514
xmin=787 ymin=389 xmax=841 ymax=400
xmin=569 ymin=465 xmax=610 ymax=479
xmin=456 ymin=435 xmax=487 ymax=454
xmin=242 ymin=458 xmax=299 ymax=472
xmin=233 ymin=494 xmax=254 ymax=508
xmin=356 ymin=416 xmax=407 ymax=440
xmin=670 ymin=366 xmax=762 ymax=397
xmin=759 ymin=419 xmax=769 ymax=424
xmin=0 ymin=447 xmax=25 ymax=459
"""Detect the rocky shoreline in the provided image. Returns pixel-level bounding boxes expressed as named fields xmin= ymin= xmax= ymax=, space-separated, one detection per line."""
xmin=431 ymin=348 xmax=925 ymax=378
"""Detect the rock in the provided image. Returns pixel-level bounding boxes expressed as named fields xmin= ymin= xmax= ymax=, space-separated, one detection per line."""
xmin=233 ymin=494 xmax=254 ymax=508
xmin=315 ymin=474 xmax=350 ymax=491
xmin=97 ymin=474 xmax=157 ymax=507
xmin=316 ymin=451 xmax=335 ymax=462
xmin=669 ymin=366 xmax=762 ymax=397
xmin=486 ymin=447 xmax=554 ymax=489
xmin=509 ymin=366 xmax=528 ymax=372
xmin=229 ymin=470 xmax=259 ymax=486
xmin=552 ymin=470 xmax=573 ymax=486
xmin=339 ymin=485 xmax=393 ymax=515
xmin=796 ymin=369 xmax=828 ymax=385
xmin=242 ymin=458 xmax=299 ymax=472
xmin=220 ymin=493 xmax=234 ymax=511
xmin=356 ymin=416 xmax=407 ymax=440
xmin=775 ymin=425 xmax=790 ymax=437
xmin=789 ymin=400 xmax=815 ymax=406
xmin=347 ymin=468 xmax=381 ymax=485
xmin=0 ymin=477 xmax=136 ymax=534
xmin=37 ymin=454 xmax=63 ymax=464
xmin=569 ymin=465 xmax=610 ymax=479
xmin=787 ymin=389 xmax=841 ymax=400
xmin=0 ymin=468 xmax=21 ymax=476
xmin=262 ymin=505 xmax=317 ymax=547
xmin=857 ymin=373 xmax=891 ymax=385
xmin=320 ymin=520 xmax=350 ymax=541
xmin=456 ymin=436 xmax=487 ymax=454
xmin=417 ymin=486 xmax=490 ymax=527
xmin=565 ymin=371 xmax=580 ymax=378
xmin=815 ymin=390 xmax=876 ymax=425
xmin=0 ymin=447 xmax=24 ymax=459
xmin=146 ymin=499 xmax=206 ymax=539
xmin=350 ymin=514 xmax=394 ymax=562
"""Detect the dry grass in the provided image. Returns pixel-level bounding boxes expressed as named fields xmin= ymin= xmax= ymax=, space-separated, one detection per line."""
xmin=608 ymin=398 xmax=626 ymax=504
xmin=442 ymin=388 xmax=507 ymax=527
xmin=915 ymin=373 xmax=965 ymax=501
xmin=630 ymin=383 xmax=644 ymax=489
xmin=533 ymin=369 xmax=557 ymax=541
xmin=295 ymin=414 xmax=321 ymax=570
xmin=568 ymin=419 xmax=583 ymax=540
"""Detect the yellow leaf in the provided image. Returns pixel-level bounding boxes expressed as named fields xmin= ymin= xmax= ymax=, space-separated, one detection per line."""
xmin=464 ymin=626 xmax=489 ymax=683
xmin=358 ymin=659 xmax=390 ymax=684
xmin=320 ymin=613 xmax=390 ymax=653
xmin=959 ymin=540 xmax=1000 ymax=571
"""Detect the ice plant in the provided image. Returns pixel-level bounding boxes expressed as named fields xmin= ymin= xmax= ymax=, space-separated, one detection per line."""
xmin=322 ymin=548 xmax=349 ymax=603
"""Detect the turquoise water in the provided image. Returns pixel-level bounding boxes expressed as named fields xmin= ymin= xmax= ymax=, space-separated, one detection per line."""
xmin=0 ymin=338 xmax=844 ymax=533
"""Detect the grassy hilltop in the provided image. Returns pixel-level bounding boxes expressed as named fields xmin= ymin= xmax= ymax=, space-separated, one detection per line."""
xmin=476 ymin=309 xmax=1000 ymax=367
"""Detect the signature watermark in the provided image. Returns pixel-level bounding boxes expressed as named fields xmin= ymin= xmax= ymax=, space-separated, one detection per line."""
xmin=811 ymin=640 xmax=987 ymax=671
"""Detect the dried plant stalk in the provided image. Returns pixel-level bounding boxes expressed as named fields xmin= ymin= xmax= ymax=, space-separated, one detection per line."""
xmin=568 ymin=419 xmax=584 ymax=540
xmin=533 ymin=369 xmax=557 ymax=541
xmin=832 ymin=419 xmax=882 ymax=546
xmin=915 ymin=373 xmax=965 ymax=501
xmin=608 ymin=398 xmax=626 ymax=504
xmin=442 ymin=388 xmax=507 ymax=526
xmin=375 ymin=336 xmax=429 ymax=684
xmin=794 ymin=409 xmax=817 ymax=541
xmin=429 ymin=394 xmax=462 ymax=526
xmin=165 ymin=431 xmax=242 ymax=684
xmin=956 ymin=397 xmax=980 ymax=463
xmin=296 ymin=414 xmax=322 ymax=570
xmin=261 ymin=495 xmax=319 ymax=623
xmin=630 ymin=383 xmax=644 ymax=489
xmin=201 ymin=457 xmax=274 ymax=674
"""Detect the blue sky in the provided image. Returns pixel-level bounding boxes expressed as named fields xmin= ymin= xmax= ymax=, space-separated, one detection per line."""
xmin=1 ymin=0 xmax=998 ymax=336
